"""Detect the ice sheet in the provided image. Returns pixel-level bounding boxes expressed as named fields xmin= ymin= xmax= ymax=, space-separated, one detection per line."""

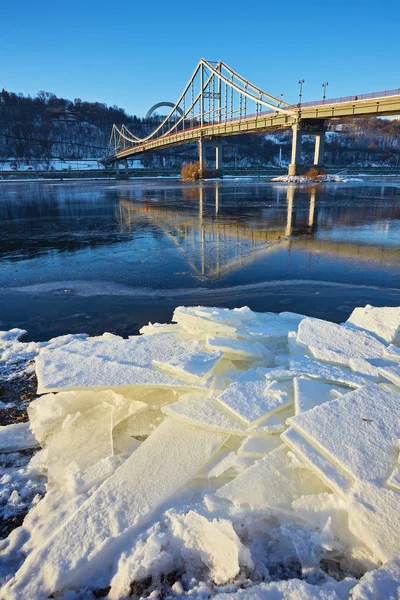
xmin=162 ymin=394 xmax=247 ymax=435
xmin=216 ymin=377 xmax=290 ymax=426
xmin=346 ymin=304 xmax=400 ymax=344
xmin=237 ymin=435 xmax=282 ymax=457
xmin=4 ymin=419 xmax=227 ymax=599
xmin=0 ymin=422 xmax=39 ymax=453
xmin=281 ymin=427 xmax=352 ymax=495
xmin=387 ymin=467 xmax=400 ymax=492
xmin=247 ymin=413 xmax=286 ymax=435
xmin=383 ymin=343 xmax=400 ymax=362
xmin=264 ymin=358 xmax=373 ymax=388
xmin=287 ymin=384 xmax=400 ymax=486
xmin=205 ymin=336 xmax=266 ymax=361
xmin=35 ymin=333 xmax=212 ymax=393
xmin=153 ymin=350 xmax=222 ymax=383
xmin=293 ymin=377 xmax=345 ymax=414
xmin=46 ymin=402 xmax=114 ymax=487
xmin=348 ymin=480 xmax=400 ymax=562
xmin=378 ymin=363 xmax=400 ymax=387
xmin=216 ymin=446 xmax=327 ymax=510
xmin=296 ymin=317 xmax=385 ymax=366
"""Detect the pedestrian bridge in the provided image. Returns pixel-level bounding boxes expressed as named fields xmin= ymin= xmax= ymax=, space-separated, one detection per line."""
xmin=104 ymin=59 xmax=400 ymax=175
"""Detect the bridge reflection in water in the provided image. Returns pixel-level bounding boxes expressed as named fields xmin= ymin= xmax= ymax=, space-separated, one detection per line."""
xmin=116 ymin=183 xmax=399 ymax=279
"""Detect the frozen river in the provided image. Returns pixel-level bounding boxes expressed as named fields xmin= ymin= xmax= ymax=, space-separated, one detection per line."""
xmin=0 ymin=178 xmax=399 ymax=340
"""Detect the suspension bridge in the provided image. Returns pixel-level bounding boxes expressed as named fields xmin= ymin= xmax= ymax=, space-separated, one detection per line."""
xmin=104 ymin=59 xmax=400 ymax=176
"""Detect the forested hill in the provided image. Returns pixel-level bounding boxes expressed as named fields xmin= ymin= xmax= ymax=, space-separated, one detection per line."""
xmin=1 ymin=89 xmax=400 ymax=167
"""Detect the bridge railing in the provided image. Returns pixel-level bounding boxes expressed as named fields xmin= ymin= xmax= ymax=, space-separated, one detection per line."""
xmin=299 ymin=88 xmax=400 ymax=108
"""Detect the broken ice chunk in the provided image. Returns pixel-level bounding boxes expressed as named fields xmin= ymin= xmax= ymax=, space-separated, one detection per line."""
xmin=346 ymin=304 xmax=400 ymax=345
xmin=35 ymin=333 xmax=212 ymax=393
xmin=0 ymin=422 xmax=39 ymax=453
xmin=387 ymin=467 xmax=400 ymax=492
xmin=153 ymin=350 xmax=222 ymax=384
xmin=296 ymin=317 xmax=385 ymax=366
xmin=293 ymin=377 xmax=346 ymax=414
xmin=237 ymin=434 xmax=282 ymax=457
xmin=348 ymin=480 xmax=400 ymax=562
xmin=138 ymin=322 xmax=181 ymax=336
xmin=287 ymin=384 xmax=400 ymax=487
xmin=216 ymin=375 xmax=290 ymax=426
xmin=123 ymin=408 xmax=164 ymax=438
xmin=206 ymin=451 xmax=237 ymax=479
xmin=4 ymin=419 xmax=227 ymax=599
xmin=205 ymin=336 xmax=268 ymax=362
xmin=265 ymin=358 xmax=373 ymax=388
xmin=169 ymin=511 xmax=253 ymax=585
xmin=281 ymin=427 xmax=352 ymax=495
xmin=46 ymin=401 xmax=114 ymax=487
xmin=113 ymin=429 xmax=141 ymax=455
xmin=378 ymin=363 xmax=400 ymax=387
xmin=247 ymin=413 xmax=286 ymax=435
xmin=173 ymin=306 xmax=238 ymax=336
xmin=216 ymin=446 xmax=327 ymax=510
xmin=383 ymin=344 xmax=400 ymax=362
xmin=162 ymin=394 xmax=247 ymax=435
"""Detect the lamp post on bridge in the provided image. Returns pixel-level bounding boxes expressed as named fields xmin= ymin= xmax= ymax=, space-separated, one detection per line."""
xmin=322 ymin=82 xmax=329 ymax=102
xmin=298 ymin=79 xmax=305 ymax=108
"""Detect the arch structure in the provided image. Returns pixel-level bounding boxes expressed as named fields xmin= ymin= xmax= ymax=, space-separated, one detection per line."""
xmin=107 ymin=58 xmax=293 ymax=157
xmin=145 ymin=102 xmax=184 ymax=119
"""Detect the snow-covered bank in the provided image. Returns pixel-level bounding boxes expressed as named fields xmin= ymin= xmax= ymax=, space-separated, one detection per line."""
xmin=0 ymin=305 xmax=400 ymax=599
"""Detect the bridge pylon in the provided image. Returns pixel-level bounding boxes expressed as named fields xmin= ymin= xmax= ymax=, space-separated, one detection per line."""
xmin=288 ymin=120 xmax=327 ymax=176
xmin=198 ymin=137 xmax=223 ymax=178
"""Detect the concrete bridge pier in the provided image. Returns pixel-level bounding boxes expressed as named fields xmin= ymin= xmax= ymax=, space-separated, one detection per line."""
xmin=288 ymin=121 xmax=327 ymax=176
xmin=198 ymin=138 xmax=223 ymax=178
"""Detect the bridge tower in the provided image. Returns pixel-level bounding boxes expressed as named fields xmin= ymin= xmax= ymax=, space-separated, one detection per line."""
xmin=289 ymin=120 xmax=327 ymax=176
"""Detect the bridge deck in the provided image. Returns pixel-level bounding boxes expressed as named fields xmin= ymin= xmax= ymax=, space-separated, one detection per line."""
xmin=106 ymin=91 xmax=400 ymax=163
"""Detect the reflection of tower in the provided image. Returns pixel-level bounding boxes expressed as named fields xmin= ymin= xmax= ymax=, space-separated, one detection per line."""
xmin=215 ymin=183 xmax=220 ymax=215
xmin=199 ymin=185 xmax=205 ymax=275
xmin=285 ymin=186 xmax=294 ymax=237
xmin=308 ymin=188 xmax=316 ymax=230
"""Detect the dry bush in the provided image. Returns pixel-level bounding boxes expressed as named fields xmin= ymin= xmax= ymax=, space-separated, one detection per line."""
xmin=181 ymin=161 xmax=201 ymax=180
xmin=304 ymin=167 xmax=326 ymax=180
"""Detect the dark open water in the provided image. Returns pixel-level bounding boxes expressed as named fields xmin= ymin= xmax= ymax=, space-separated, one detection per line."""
xmin=0 ymin=178 xmax=399 ymax=341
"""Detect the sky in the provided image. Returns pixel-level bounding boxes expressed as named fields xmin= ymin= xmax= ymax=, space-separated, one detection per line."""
xmin=2 ymin=0 xmax=400 ymax=117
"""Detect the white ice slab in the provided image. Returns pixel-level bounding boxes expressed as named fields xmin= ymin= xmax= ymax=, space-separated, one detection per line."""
xmin=216 ymin=376 xmax=290 ymax=426
xmin=216 ymin=446 xmax=327 ymax=510
xmin=293 ymin=377 xmax=346 ymax=414
xmin=46 ymin=402 xmax=114 ymax=487
xmin=346 ymin=304 xmax=400 ymax=344
xmin=378 ymin=363 xmax=400 ymax=387
xmin=264 ymin=358 xmax=373 ymax=388
xmin=287 ymin=384 xmax=400 ymax=486
xmin=348 ymin=480 xmax=400 ymax=562
xmin=387 ymin=467 xmax=400 ymax=492
xmin=206 ymin=451 xmax=237 ymax=479
xmin=138 ymin=323 xmax=181 ymax=336
xmin=4 ymin=419 xmax=227 ymax=599
xmin=123 ymin=408 xmax=164 ymax=438
xmin=152 ymin=350 xmax=222 ymax=383
xmin=205 ymin=336 xmax=266 ymax=361
xmin=35 ymin=333 xmax=213 ymax=393
xmin=281 ymin=427 xmax=352 ymax=495
xmin=296 ymin=317 xmax=385 ymax=366
xmin=173 ymin=306 xmax=238 ymax=336
xmin=0 ymin=422 xmax=39 ymax=453
xmin=247 ymin=413 xmax=286 ymax=435
xmin=28 ymin=389 xmax=145 ymax=444
xmin=162 ymin=394 xmax=247 ymax=435
xmin=237 ymin=435 xmax=282 ymax=457
xmin=236 ymin=312 xmax=305 ymax=347
xmin=383 ymin=344 xmax=400 ymax=362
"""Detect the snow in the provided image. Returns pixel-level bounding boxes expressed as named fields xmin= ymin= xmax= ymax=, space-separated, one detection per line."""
xmin=0 ymin=423 xmax=39 ymax=453
xmin=1 ymin=304 xmax=400 ymax=600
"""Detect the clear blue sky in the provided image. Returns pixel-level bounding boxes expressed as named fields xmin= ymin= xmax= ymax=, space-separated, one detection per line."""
xmin=2 ymin=0 xmax=400 ymax=117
